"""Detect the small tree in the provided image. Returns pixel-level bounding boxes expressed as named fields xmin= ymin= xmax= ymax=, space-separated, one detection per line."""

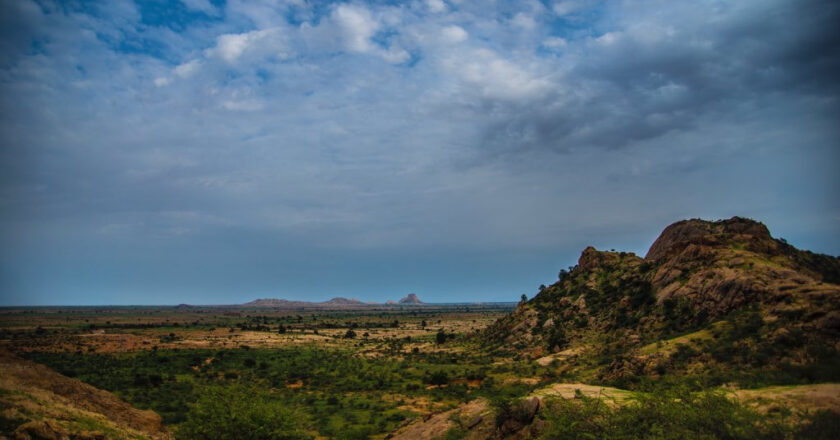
xmin=436 ymin=329 xmax=447 ymax=345
xmin=177 ymin=385 xmax=311 ymax=440
xmin=429 ymin=371 xmax=449 ymax=386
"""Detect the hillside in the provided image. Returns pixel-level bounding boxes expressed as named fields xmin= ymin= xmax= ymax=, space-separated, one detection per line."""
xmin=0 ymin=349 xmax=169 ymax=439
xmin=486 ymin=217 xmax=840 ymax=388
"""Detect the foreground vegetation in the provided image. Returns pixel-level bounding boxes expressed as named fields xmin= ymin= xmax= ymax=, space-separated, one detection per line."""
xmin=2 ymin=306 xmax=547 ymax=439
xmin=24 ymin=345 xmax=531 ymax=437
xmin=3 ymin=305 xmax=836 ymax=439
xmin=535 ymin=388 xmax=839 ymax=440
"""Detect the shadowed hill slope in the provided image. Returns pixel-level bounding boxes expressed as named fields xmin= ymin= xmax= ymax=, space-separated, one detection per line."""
xmin=0 ymin=349 xmax=170 ymax=439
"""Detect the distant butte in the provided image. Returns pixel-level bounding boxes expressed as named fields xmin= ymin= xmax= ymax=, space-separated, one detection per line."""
xmin=398 ymin=293 xmax=424 ymax=304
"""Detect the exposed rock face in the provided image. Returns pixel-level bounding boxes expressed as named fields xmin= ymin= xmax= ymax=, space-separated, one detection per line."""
xmin=645 ymin=217 xmax=773 ymax=262
xmin=577 ymin=246 xmax=628 ymax=270
xmin=390 ymin=399 xmax=492 ymax=440
xmin=389 ymin=397 xmax=544 ymax=440
xmin=645 ymin=217 xmax=839 ymax=323
xmin=399 ymin=293 xmax=424 ymax=304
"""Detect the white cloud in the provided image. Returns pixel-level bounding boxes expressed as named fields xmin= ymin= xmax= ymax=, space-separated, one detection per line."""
xmin=426 ymin=0 xmax=447 ymax=14
xmin=511 ymin=12 xmax=537 ymax=30
xmin=542 ymin=37 xmax=567 ymax=49
xmin=594 ymin=31 xmax=620 ymax=46
xmin=222 ymin=99 xmax=264 ymax=111
xmin=444 ymin=49 xmax=552 ymax=101
xmin=174 ymin=59 xmax=202 ymax=78
xmin=180 ymin=0 xmax=220 ymax=16
xmin=333 ymin=4 xmax=379 ymax=53
xmin=330 ymin=3 xmax=409 ymax=64
xmin=553 ymin=1 xmax=586 ymax=16
xmin=208 ymin=28 xmax=287 ymax=63
xmin=440 ymin=25 xmax=468 ymax=44
xmin=381 ymin=44 xmax=411 ymax=63
xmin=154 ymin=77 xmax=172 ymax=87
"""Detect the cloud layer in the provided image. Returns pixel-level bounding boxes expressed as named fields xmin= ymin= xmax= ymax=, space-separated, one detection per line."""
xmin=1 ymin=0 xmax=838 ymax=305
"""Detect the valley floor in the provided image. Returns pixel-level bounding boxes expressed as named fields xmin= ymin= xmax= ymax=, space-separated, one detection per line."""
xmin=1 ymin=305 xmax=838 ymax=439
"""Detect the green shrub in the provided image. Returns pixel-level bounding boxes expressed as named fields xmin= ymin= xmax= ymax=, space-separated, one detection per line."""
xmin=176 ymin=385 xmax=312 ymax=440
xmin=796 ymin=410 xmax=840 ymax=439
xmin=443 ymin=425 xmax=468 ymax=439
xmin=539 ymin=388 xmax=791 ymax=440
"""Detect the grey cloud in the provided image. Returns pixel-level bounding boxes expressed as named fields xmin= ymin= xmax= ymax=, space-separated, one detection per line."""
xmin=463 ymin=0 xmax=840 ymax=157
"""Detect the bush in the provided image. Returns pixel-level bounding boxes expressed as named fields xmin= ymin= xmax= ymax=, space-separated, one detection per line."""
xmin=176 ymin=385 xmax=312 ymax=440
xmin=436 ymin=329 xmax=447 ymax=345
xmin=796 ymin=410 xmax=840 ymax=439
xmin=539 ymin=388 xmax=792 ymax=440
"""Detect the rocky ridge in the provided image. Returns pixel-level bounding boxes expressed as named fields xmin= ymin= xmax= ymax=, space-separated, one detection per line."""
xmin=485 ymin=217 xmax=840 ymax=384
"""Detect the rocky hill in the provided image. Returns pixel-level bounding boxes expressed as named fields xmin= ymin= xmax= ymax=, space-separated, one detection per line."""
xmin=322 ymin=297 xmax=365 ymax=306
xmin=486 ymin=217 xmax=840 ymax=387
xmin=399 ymin=293 xmax=424 ymax=304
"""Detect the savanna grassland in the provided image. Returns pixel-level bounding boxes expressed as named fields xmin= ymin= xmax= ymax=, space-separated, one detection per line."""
xmin=0 ymin=304 xmax=543 ymax=439
xmin=1 ymin=301 xmax=838 ymax=440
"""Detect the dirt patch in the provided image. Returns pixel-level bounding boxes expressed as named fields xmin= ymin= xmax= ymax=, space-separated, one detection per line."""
xmin=390 ymin=399 xmax=492 ymax=440
xmin=531 ymin=382 xmax=632 ymax=405
xmin=536 ymin=347 xmax=582 ymax=366
xmin=733 ymin=384 xmax=840 ymax=414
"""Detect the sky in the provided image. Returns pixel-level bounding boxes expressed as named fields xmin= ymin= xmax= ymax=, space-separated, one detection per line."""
xmin=0 ymin=0 xmax=838 ymax=305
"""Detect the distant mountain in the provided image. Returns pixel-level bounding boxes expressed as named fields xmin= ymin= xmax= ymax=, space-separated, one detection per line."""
xmin=241 ymin=297 xmax=367 ymax=308
xmin=322 ymin=297 xmax=365 ymax=305
xmin=486 ymin=217 xmax=840 ymax=386
xmin=242 ymin=298 xmax=307 ymax=308
xmin=399 ymin=293 xmax=423 ymax=304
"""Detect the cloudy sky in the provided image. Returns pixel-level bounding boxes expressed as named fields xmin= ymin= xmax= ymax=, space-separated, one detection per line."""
xmin=1 ymin=0 xmax=838 ymax=305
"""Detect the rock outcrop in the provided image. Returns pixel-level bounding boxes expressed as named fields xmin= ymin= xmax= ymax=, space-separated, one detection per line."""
xmin=485 ymin=216 xmax=840 ymax=383
xmin=645 ymin=217 xmax=773 ymax=262
xmin=399 ymin=293 xmax=424 ymax=304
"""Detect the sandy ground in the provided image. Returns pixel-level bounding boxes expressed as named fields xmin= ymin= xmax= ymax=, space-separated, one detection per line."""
xmin=734 ymin=383 xmax=840 ymax=413
xmin=531 ymin=382 xmax=633 ymax=404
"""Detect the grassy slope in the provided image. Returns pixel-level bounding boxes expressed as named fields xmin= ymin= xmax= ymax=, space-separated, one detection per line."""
xmin=0 ymin=349 xmax=169 ymax=439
